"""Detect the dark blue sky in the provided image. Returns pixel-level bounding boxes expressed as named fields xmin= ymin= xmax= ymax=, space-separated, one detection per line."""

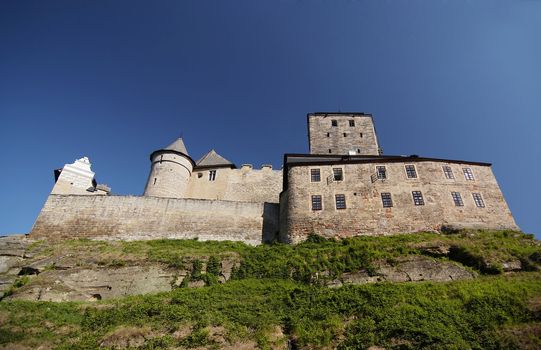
xmin=1 ymin=0 xmax=540 ymax=237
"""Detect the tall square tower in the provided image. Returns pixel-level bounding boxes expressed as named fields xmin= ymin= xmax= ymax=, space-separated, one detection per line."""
xmin=307 ymin=112 xmax=381 ymax=155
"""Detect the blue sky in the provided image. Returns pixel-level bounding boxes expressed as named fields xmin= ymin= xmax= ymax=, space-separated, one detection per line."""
xmin=0 ymin=0 xmax=540 ymax=237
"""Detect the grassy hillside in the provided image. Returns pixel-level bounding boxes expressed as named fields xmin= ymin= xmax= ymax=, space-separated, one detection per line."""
xmin=1 ymin=230 xmax=540 ymax=349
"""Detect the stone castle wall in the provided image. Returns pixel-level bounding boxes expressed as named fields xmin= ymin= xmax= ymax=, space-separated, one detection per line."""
xmin=185 ymin=166 xmax=282 ymax=203
xmin=280 ymin=160 xmax=518 ymax=243
xmin=31 ymin=195 xmax=279 ymax=245
xmin=308 ymin=114 xmax=380 ymax=155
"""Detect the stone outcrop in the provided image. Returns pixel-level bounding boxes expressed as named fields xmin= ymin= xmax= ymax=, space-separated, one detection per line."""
xmin=328 ymin=256 xmax=476 ymax=287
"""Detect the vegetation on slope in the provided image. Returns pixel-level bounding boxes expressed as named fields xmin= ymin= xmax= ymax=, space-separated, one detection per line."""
xmin=30 ymin=229 xmax=540 ymax=283
xmin=1 ymin=274 xmax=540 ymax=349
xmin=1 ymin=230 xmax=540 ymax=349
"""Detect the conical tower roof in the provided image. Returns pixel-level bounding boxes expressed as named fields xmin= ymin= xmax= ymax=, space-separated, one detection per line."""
xmin=164 ymin=138 xmax=189 ymax=156
xmin=149 ymin=137 xmax=194 ymax=166
xmin=196 ymin=149 xmax=235 ymax=169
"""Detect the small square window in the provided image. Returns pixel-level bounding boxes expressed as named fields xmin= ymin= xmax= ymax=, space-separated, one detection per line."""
xmin=405 ymin=165 xmax=417 ymax=179
xmin=310 ymin=169 xmax=321 ymax=182
xmin=333 ymin=168 xmax=343 ymax=181
xmin=472 ymin=193 xmax=485 ymax=208
xmin=412 ymin=191 xmax=425 ymax=206
xmin=331 ymin=120 xmax=338 ymax=127
xmin=376 ymin=166 xmax=386 ymax=180
xmin=311 ymin=195 xmax=322 ymax=211
xmin=209 ymin=170 xmax=216 ymax=181
xmin=381 ymin=192 xmax=393 ymax=208
xmin=443 ymin=165 xmax=454 ymax=179
xmin=349 ymin=120 xmax=355 ymax=127
xmin=335 ymin=194 xmax=346 ymax=209
xmin=451 ymin=192 xmax=463 ymax=206
xmin=463 ymin=168 xmax=475 ymax=181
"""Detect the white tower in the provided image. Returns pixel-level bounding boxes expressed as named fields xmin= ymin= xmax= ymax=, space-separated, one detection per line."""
xmin=143 ymin=138 xmax=194 ymax=198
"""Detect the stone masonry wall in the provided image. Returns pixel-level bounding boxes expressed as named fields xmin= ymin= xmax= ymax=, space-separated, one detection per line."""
xmin=308 ymin=114 xmax=380 ymax=155
xmin=31 ymin=195 xmax=280 ymax=245
xmin=281 ymin=161 xmax=518 ymax=243
xmin=185 ymin=167 xmax=282 ymax=203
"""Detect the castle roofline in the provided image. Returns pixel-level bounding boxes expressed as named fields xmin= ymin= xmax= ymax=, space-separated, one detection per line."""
xmin=195 ymin=149 xmax=236 ymax=170
xmin=149 ymin=138 xmax=196 ymax=166
xmin=282 ymin=153 xmax=492 ymax=191
xmin=283 ymin=153 xmax=492 ymax=167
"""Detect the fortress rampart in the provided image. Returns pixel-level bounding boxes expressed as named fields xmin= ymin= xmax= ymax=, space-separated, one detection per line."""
xmin=29 ymin=112 xmax=519 ymax=244
xmin=31 ymin=195 xmax=279 ymax=245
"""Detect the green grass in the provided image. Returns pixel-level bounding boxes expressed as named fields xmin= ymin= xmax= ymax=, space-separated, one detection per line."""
xmin=5 ymin=230 xmax=539 ymax=349
xmin=0 ymin=274 xmax=540 ymax=349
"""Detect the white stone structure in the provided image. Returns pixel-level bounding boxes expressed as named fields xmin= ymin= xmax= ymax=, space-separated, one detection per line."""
xmin=51 ymin=157 xmax=109 ymax=196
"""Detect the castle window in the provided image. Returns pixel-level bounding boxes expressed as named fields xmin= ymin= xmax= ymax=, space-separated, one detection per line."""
xmin=405 ymin=165 xmax=417 ymax=179
xmin=153 ymin=178 xmax=157 ymax=185
xmin=331 ymin=120 xmax=338 ymax=127
xmin=209 ymin=170 xmax=216 ymax=181
xmin=311 ymin=195 xmax=322 ymax=211
xmin=327 ymin=133 xmax=330 ymax=137
xmin=311 ymin=169 xmax=321 ymax=182
xmin=463 ymin=168 xmax=475 ymax=181
xmin=451 ymin=192 xmax=464 ymax=206
xmin=333 ymin=168 xmax=343 ymax=181
xmin=381 ymin=193 xmax=393 ymax=208
xmin=360 ymin=133 xmax=363 ymax=138
xmin=349 ymin=120 xmax=355 ymax=127
xmin=412 ymin=191 xmax=425 ymax=206
xmin=376 ymin=166 xmax=386 ymax=180
xmin=335 ymin=194 xmax=346 ymax=209
xmin=328 ymin=149 xmax=332 ymax=153
xmin=443 ymin=165 xmax=454 ymax=179
xmin=472 ymin=193 xmax=485 ymax=208
xmin=357 ymin=149 xmax=360 ymax=153
xmin=343 ymin=133 xmax=347 ymax=137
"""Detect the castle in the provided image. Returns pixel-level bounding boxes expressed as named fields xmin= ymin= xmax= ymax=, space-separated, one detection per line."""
xmin=30 ymin=112 xmax=519 ymax=244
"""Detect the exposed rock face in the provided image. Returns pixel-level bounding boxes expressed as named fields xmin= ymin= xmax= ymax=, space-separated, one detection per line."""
xmin=0 ymin=235 xmax=30 ymax=298
xmin=9 ymin=265 xmax=177 ymax=302
xmin=329 ymin=256 xmax=475 ymax=287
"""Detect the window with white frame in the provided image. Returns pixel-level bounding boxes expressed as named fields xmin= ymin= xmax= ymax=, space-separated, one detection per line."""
xmin=463 ymin=168 xmax=475 ymax=181
xmin=442 ymin=165 xmax=454 ymax=179
xmin=209 ymin=170 xmax=216 ymax=181
xmin=472 ymin=193 xmax=485 ymax=208
xmin=451 ymin=192 xmax=464 ymax=206
xmin=311 ymin=195 xmax=322 ymax=211
xmin=381 ymin=192 xmax=393 ymax=208
xmin=376 ymin=166 xmax=386 ymax=180
xmin=333 ymin=168 xmax=343 ymax=181
xmin=335 ymin=194 xmax=346 ymax=209
xmin=405 ymin=164 xmax=417 ymax=179
xmin=310 ymin=169 xmax=321 ymax=182
xmin=412 ymin=191 xmax=425 ymax=206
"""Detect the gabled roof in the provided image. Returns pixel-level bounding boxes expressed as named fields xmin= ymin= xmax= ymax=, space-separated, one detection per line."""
xmin=164 ymin=138 xmax=189 ymax=156
xmin=195 ymin=149 xmax=235 ymax=169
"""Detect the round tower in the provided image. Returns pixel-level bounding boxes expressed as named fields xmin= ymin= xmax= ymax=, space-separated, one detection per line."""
xmin=143 ymin=138 xmax=195 ymax=198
